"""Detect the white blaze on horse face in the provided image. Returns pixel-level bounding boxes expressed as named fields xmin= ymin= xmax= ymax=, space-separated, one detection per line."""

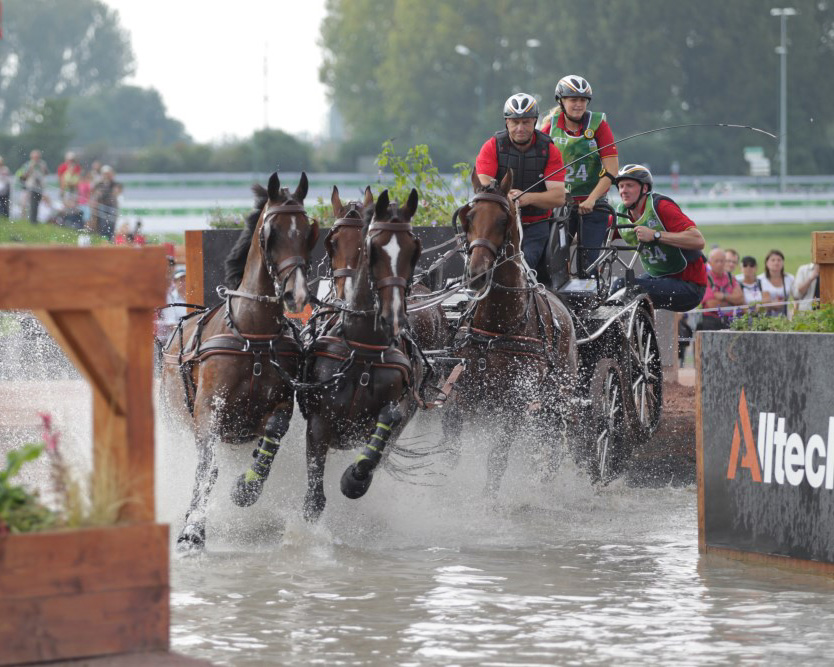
xmin=381 ymin=235 xmax=403 ymax=325
xmin=288 ymin=216 xmax=298 ymax=238
xmin=291 ymin=266 xmax=306 ymax=310
xmin=344 ymin=276 xmax=354 ymax=302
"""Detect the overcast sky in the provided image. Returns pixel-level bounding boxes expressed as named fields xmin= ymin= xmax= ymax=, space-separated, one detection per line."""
xmin=102 ymin=0 xmax=329 ymax=144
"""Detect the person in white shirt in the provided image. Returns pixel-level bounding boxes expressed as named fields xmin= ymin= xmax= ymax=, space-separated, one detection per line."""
xmin=736 ymin=255 xmax=771 ymax=313
xmin=758 ymin=249 xmax=794 ymax=317
xmin=792 ymin=262 xmax=820 ymax=311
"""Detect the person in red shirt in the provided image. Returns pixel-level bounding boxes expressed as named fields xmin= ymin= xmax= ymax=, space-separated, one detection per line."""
xmin=697 ymin=247 xmax=744 ymax=330
xmin=611 ymin=165 xmax=707 ymax=312
xmin=475 ymin=93 xmax=565 ymax=272
xmin=56 ymin=151 xmax=81 ymax=205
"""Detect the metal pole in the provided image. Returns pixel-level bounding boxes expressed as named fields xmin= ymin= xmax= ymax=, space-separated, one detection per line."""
xmin=779 ymin=14 xmax=787 ymax=193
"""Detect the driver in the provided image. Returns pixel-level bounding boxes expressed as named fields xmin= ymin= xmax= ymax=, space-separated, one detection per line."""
xmin=475 ymin=93 xmax=566 ymax=271
xmin=542 ymin=75 xmax=619 ymax=275
xmin=612 ymin=164 xmax=707 ymax=312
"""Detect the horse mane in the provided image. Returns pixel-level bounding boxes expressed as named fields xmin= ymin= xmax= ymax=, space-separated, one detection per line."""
xmin=223 ymin=184 xmax=269 ymax=288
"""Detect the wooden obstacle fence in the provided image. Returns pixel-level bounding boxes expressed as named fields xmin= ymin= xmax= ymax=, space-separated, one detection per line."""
xmin=0 ymin=246 xmax=170 ymax=665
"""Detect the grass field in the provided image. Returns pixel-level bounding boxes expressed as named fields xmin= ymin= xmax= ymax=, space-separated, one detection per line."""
xmin=0 ymin=217 xmax=178 ymax=246
xmin=698 ymin=222 xmax=832 ymax=276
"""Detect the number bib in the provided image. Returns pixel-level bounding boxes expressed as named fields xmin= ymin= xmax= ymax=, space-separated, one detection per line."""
xmin=549 ymin=111 xmax=606 ymax=198
xmin=616 ymin=194 xmax=688 ymax=277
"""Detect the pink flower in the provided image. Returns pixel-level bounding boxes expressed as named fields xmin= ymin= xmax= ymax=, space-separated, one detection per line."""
xmin=38 ymin=412 xmax=60 ymax=452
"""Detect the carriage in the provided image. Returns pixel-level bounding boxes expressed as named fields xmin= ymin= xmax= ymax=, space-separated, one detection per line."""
xmin=419 ymin=195 xmax=663 ymax=484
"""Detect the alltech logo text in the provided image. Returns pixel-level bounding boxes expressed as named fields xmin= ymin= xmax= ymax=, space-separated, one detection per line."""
xmin=726 ymin=388 xmax=834 ymax=489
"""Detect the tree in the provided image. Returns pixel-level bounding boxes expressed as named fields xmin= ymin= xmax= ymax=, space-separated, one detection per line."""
xmin=0 ymin=0 xmax=134 ymax=132
xmin=67 ymin=86 xmax=190 ymax=149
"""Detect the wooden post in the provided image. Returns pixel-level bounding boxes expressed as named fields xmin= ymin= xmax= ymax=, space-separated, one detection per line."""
xmin=184 ymin=229 xmax=204 ymax=309
xmin=812 ymin=231 xmax=834 ymax=305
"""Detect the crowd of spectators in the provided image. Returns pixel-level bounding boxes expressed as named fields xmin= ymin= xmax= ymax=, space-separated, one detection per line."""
xmin=0 ymin=150 xmax=129 ymax=243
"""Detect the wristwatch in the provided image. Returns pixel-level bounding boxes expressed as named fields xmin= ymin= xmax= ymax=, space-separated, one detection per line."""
xmin=653 ymin=230 xmax=662 ymax=241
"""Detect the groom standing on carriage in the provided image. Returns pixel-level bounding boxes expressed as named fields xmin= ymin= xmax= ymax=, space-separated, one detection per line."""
xmin=475 ymin=93 xmax=566 ymax=273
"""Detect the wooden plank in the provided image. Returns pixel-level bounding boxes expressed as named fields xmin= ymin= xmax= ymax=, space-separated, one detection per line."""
xmin=0 ymin=246 xmax=168 ymax=310
xmin=34 ymin=309 xmax=127 ymax=414
xmin=185 ymin=230 xmax=204 ymax=311
xmin=811 ymin=231 xmax=834 ymax=264
xmin=703 ymin=545 xmax=834 ymax=576
xmin=0 ymin=586 xmax=169 ymax=665
xmin=812 ymin=232 xmax=834 ymax=305
xmin=695 ymin=333 xmax=706 ymax=554
xmin=0 ymin=524 xmax=168 ymax=599
xmin=125 ymin=308 xmax=157 ymax=522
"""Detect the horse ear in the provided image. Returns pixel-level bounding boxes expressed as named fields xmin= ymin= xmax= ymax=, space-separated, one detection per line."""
xmin=267 ymin=172 xmax=281 ymax=200
xmin=331 ymin=186 xmax=343 ymax=217
xmin=402 ymin=188 xmax=419 ymax=221
xmin=457 ymin=203 xmax=471 ymax=233
xmin=470 ymin=166 xmax=481 ymax=192
xmin=307 ymin=219 xmax=320 ymax=252
xmin=293 ymin=172 xmax=309 ymax=202
xmin=363 ymin=186 xmax=374 ymax=208
xmin=500 ymin=169 xmax=513 ymax=195
xmin=375 ymin=190 xmax=390 ymax=219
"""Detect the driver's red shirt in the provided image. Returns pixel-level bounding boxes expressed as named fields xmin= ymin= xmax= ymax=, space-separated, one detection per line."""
xmin=615 ymin=198 xmax=707 ymax=286
xmin=475 ymin=133 xmax=564 ymax=224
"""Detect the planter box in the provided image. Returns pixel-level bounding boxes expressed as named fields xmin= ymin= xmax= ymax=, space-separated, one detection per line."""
xmin=696 ymin=330 xmax=834 ymax=572
xmin=0 ymin=522 xmax=169 ymax=665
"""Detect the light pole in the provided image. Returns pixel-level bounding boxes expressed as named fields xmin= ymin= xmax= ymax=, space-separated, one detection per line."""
xmin=771 ymin=7 xmax=796 ymax=193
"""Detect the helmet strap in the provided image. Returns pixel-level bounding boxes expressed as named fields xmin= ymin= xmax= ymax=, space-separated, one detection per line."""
xmin=627 ymin=186 xmax=649 ymax=213
xmin=559 ymin=100 xmax=584 ymax=126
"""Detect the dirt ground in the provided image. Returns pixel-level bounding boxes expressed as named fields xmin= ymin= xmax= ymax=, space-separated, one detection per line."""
xmin=624 ymin=381 xmax=697 ymax=487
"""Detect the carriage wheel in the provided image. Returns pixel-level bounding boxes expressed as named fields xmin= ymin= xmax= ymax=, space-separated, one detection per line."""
xmin=626 ymin=307 xmax=663 ymax=437
xmin=586 ymin=358 xmax=629 ymax=484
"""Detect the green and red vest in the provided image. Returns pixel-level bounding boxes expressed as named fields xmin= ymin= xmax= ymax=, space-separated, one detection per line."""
xmin=549 ymin=110 xmax=605 ymax=198
xmin=616 ymin=193 xmax=692 ymax=277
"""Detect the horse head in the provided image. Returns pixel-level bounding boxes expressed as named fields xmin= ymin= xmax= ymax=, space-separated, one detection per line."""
xmin=325 ymin=185 xmax=373 ymax=302
xmin=365 ymin=188 xmax=422 ymax=340
xmin=458 ymin=167 xmax=518 ymax=292
xmin=260 ymin=171 xmax=319 ymax=313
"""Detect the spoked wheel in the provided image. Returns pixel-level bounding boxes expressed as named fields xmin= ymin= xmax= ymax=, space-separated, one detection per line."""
xmin=626 ymin=307 xmax=663 ymax=437
xmin=585 ymin=358 xmax=630 ymax=484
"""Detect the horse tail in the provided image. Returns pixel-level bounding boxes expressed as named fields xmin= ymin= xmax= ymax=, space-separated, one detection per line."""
xmin=223 ymin=183 xmax=270 ymax=288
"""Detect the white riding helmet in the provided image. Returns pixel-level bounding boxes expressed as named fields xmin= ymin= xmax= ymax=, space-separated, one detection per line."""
xmin=554 ymin=75 xmax=593 ymax=101
xmin=503 ymin=93 xmax=539 ymax=119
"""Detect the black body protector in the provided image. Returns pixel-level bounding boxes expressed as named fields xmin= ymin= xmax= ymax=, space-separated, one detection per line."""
xmin=494 ymin=129 xmax=554 ymax=219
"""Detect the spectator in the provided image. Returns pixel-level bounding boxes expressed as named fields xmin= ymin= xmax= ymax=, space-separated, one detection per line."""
xmin=132 ymin=220 xmax=147 ymax=246
xmin=0 ymin=166 xmax=11 ymax=218
xmin=156 ymin=264 xmax=188 ymax=342
xmin=697 ymin=247 xmax=744 ymax=331
xmin=792 ymin=261 xmax=820 ymax=312
xmin=759 ymin=249 xmax=794 ymax=317
xmin=57 ymin=192 xmax=84 ymax=230
xmin=77 ymin=170 xmax=92 ymax=224
xmin=56 ymin=151 xmax=82 ymax=204
xmin=725 ymin=248 xmax=740 ymax=276
xmin=737 ymin=255 xmax=771 ymax=313
xmin=113 ymin=221 xmax=132 ymax=245
xmin=17 ymin=149 xmax=49 ymax=224
xmin=91 ymin=165 xmax=122 ymax=241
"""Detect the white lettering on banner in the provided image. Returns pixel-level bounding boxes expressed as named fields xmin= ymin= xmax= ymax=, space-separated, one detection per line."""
xmin=727 ymin=389 xmax=834 ymax=490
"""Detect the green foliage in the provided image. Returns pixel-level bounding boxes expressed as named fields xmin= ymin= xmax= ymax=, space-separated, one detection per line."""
xmin=67 ymin=86 xmax=189 ymax=149
xmin=321 ymin=0 xmax=834 ymax=174
xmin=730 ymin=305 xmax=834 ymax=333
xmin=376 ymin=140 xmax=470 ymax=226
xmin=0 ymin=216 xmax=106 ymax=245
xmin=207 ymin=207 xmax=245 ymax=230
xmin=0 ymin=0 xmax=134 ymax=132
xmin=0 ymin=443 xmax=57 ymax=535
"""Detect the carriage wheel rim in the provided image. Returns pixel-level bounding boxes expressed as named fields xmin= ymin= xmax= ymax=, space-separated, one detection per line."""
xmin=597 ymin=369 xmax=622 ymax=480
xmin=631 ymin=313 xmax=661 ymax=429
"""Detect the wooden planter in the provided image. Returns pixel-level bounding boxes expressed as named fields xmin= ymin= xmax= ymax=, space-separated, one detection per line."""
xmin=0 ymin=523 xmax=169 ymax=665
xmin=0 ymin=246 xmax=169 ymax=664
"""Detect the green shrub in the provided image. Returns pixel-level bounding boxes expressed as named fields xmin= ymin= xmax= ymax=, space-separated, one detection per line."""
xmin=730 ymin=304 xmax=834 ymax=333
xmin=376 ymin=141 xmax=470 ymax=226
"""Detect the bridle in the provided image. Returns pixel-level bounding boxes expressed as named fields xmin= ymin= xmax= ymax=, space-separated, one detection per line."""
xmin=259 ymin=199 xmax=310 ymax=296
xmin=326 ymin=203 xmax=365 ymax=294
xmin=365 ymin=213 xmax=420 ymax=325
xmin=455 ymin=190 xmax=516 ymax=286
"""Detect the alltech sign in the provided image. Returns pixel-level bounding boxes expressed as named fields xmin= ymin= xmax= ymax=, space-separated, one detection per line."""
xmin=699 ymin=332 xmax=834 ymax=564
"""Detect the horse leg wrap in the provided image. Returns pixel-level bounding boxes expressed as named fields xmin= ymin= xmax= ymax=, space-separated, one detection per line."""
xmin=341 ymin=404 xmax=402 ymax=500
xmin=231 ymin=414 xmax=290 ymax=508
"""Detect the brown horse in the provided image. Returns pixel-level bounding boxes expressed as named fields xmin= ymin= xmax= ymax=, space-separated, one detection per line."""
xmin=161 ymin=172 xmax=318 ymax=553
xmin=296 ymin=189 xmax=425 ymax=521
xmin=442 ymin=169 xmax=578 ymax=496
